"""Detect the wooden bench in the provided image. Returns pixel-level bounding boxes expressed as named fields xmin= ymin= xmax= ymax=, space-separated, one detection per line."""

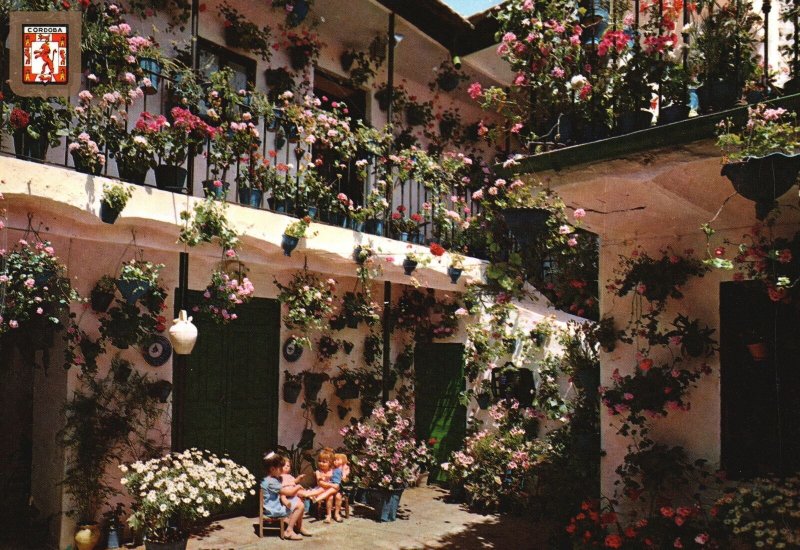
xmin=258 ymin=487 xmax=289 ymax=539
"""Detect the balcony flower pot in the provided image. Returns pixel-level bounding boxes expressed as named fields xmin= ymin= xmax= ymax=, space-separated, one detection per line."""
xmin=365 ymin=219 xmax=384 ymax=236
xmin=697 ymin=77 xmax=740 ymax=113
xmin=99 ymin=201 xmax=121 ymax=224
xmin=350 ymin=219 xmax=365 ymax=233
xmin=476 ymin=392 xmax=491 ymax=410
xmin=658 ymin=104 xmax=690 ymax=125
xmin=117 ymin=161 xmax=149 ymax=185
xmin=615 ymin=110 xmax=652 ymax=135
xmin=139 ymin=57 xmax=162 ymax=95
xmin=304 ymin=372 xmax=329 ymax=402
xmin=580 ymin=0 xmax=609 ymax=45
xmin=203 ymin=179 xmax=229 ymax=200
xmin=72 ymin=153 xmax=103 ymax=176
xmin=399 ymin=232 xmax=409 ymax=242
xmin=281 ymin=234 xmax=299 ymax=256
xmin=154 ymin=165 xmax=188 ymax=193
xmin=238 ymin=187 xmax=263 ymax=208
xmin=500 ymin=208 xmax=551 ymax=248
xmin=90 ymin=288 xmax=115 ymax=312
xmin=447 ymin=267 xmax=462 ymax=284
xmin=13 ymin=130 xmax=49 ymax=162
xmin=283 ymin=380 xmax=302 ymax=403
xmin=720 ymin=153 xmax=800 ymax=219
xmin=402 ymin=258 xmax=418 ymax=275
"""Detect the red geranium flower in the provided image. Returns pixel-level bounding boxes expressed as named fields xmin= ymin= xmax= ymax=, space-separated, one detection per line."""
xmin=429 ymin=243 xmax=445 ymax=256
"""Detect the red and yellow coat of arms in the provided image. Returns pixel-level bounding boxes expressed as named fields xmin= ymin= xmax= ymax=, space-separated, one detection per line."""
xmin=22 ymin=25 xmax=69 ymax=84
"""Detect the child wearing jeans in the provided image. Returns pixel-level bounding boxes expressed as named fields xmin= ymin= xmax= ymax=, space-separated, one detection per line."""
xmin=261 ymin=452 xmax=311 ymax=540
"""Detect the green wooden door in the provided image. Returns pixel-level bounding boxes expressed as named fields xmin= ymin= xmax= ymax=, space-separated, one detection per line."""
xmin=414 ymin=343 xmax=466 ymax=483
xmin=176 ymin=293 xmax=280 ymax=508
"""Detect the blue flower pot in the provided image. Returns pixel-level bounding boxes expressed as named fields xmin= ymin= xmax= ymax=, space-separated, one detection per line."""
xmin=203 ymin=179 xmax=229 ymax=200
xmin=238 ymin=187 xmax=263 ymax=208
xmin=368 ymin=489 xmax=403 ymax=522
xmin=115 ymin=278 xmax=151 ymax=303
xmin=447 ymin=266 xmax=462 ymax=284
xmin=307 ymin=206 xmax=318 ymax=219
xmin=403 ymin=258 xmax=418 ymax=276
xmin=282 ymin=234 xmax=299 ymax=256
xmin=366 ymin=219 xmax=384 ymax=236
xmin=139 ymin=57 xmax=161 ymax=95
xmin=399 ymin=232 xmax=409 ymax=242
xmin=350 ymin=220 xmax=365 ymax=233
xmin=100 ymin=202 xmax=121 ymax=224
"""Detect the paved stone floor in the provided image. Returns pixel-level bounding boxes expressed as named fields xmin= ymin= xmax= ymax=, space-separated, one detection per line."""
xmin=145 ymin=486 xmax=549 ymax=550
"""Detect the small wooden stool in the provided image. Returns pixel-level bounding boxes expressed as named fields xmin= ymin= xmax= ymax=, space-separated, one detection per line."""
xmin=313 ymin=494 xmax=350 ymax=520
xmin=258 ymin=487 xmax=289 ymax=539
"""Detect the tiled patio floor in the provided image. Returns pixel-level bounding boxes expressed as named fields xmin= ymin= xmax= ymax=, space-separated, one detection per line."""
xmin=133 ymin=486 xmax=548 ymax=550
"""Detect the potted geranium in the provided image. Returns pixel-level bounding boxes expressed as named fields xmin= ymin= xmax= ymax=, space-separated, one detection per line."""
xmin=91 ymin=275 xmax=117 ymax=313
xmin=7 ymin=97 xmax=69 ymax=161
xmin=332 ymin=368 xmax=361 ymax=400
xmin=284 ymin=28 xmax=322 ymax=71
xmin=117 ymin=259 xmax=163 ymax=304
xmin=99 ymin=182 xmax=134 ymax=225
xmin=137 ymin=108 xmax=214 ymax=192
xmin=0 ymin=239 xmax=79 ymax=353
xmin=433 ymin=59 xmax=467 ymax=92
xmin=113 ymin=128 xmax=157 ymax=184
xmin=274 ymin=269 xmax=336 ymax=348
xmin=341 ymin=291 xmax=380 ymax=328
xmin=281 ymin=215 xmax=312 ymax=256
xmin=121 ymin=449 xmax=256 ymax=549
xmin=68 ymin=132 xmax=106 ymax=176
xmin=191 ymin=269 xmax=254 ymax=324
xmin=218 ymin=2 xmax=272 ymax=60
xmin=717 ymin=104 xmax=800 ymax=219
xmin=341 ymin=400 xmax=433 ymax=522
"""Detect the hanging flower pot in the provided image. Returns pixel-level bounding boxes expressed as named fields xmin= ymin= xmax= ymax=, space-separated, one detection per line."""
xmin=329 ymin=315 xmax=347 ymax=331
xmin=337 ymin=404 xmax=350 ymax=420
xmin=168 ymin=310 xmax=198 ymax=355
xmin=340 ymin=50 xmax=356 ymax=73
xmin=312 ymin=399 xmax=329 ymax=426
xmin=281 ymin=234 xmax=300 ymax=256
xmin=476 ymin=392 xmax=491 ymax=410
xmin=304 ymin=372 xmax=329 ymax=402
xmin=90 ymin=288 xmax=115 ymax=313
xmin=288 ymin=46 xmax=309 ymax=71
xmin=283 ymin=379 xmax=303 ymax=404
xmin=436 ymin=72 xmax=460 ymax=92
xmin=447 ymin=267 xmax=462 ymax=284
xmin=403 ymin=258 xmax=418 ymax=276
xmin=720 ymin=153 xmax=800 ymax=220
xmin=746 ymin=342 xmax=768 ymax=362
xmin=139 ymin=57 xmax=161 ymax=95
xmin=334 ymin=378 xmax=360 ymax=400
xmin=99 ymin=202 xmax=121 ymax=224
xmin=500 ymin=208 xmax=551 ymax=248
xmin=360 ymin=399 xmax=375 ymax=417
xmin=115 ymin=278 xmax=151 ymax=304
xmin=374 ymin=89 xmax=390 ymax=111
xmin=346 ymin=316 xmax=360 ymax=329
xmin=154 ymin=165 xmax=188 ymax=193
xmin=146 ymin=380 xmax=173 ymax=403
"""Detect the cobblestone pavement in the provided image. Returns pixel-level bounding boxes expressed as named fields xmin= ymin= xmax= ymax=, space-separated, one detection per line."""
xmin=153 ymin=486 xmax=549 ymax=550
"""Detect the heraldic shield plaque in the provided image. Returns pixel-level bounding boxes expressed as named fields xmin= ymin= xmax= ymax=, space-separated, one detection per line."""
xmin=8 ymin=11 xmax=82 ymax=98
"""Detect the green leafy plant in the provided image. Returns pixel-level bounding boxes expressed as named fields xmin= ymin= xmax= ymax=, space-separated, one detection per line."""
xmin=218 ymin=2 xmax=272 ymax=60
xmin=60 ymin=356 xmax=165 ymax=523
xmin=179 ymin=198 xmax=240 ymax=253
xmin=101 ymin=183 xmax=134 ymax=213
xmin=717 ymin=104 xmax=800 ymax=162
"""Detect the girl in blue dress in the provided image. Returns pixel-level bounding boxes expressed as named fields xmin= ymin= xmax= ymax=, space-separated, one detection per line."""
xmin=262 ymin=452 xmax=310 ymax=540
